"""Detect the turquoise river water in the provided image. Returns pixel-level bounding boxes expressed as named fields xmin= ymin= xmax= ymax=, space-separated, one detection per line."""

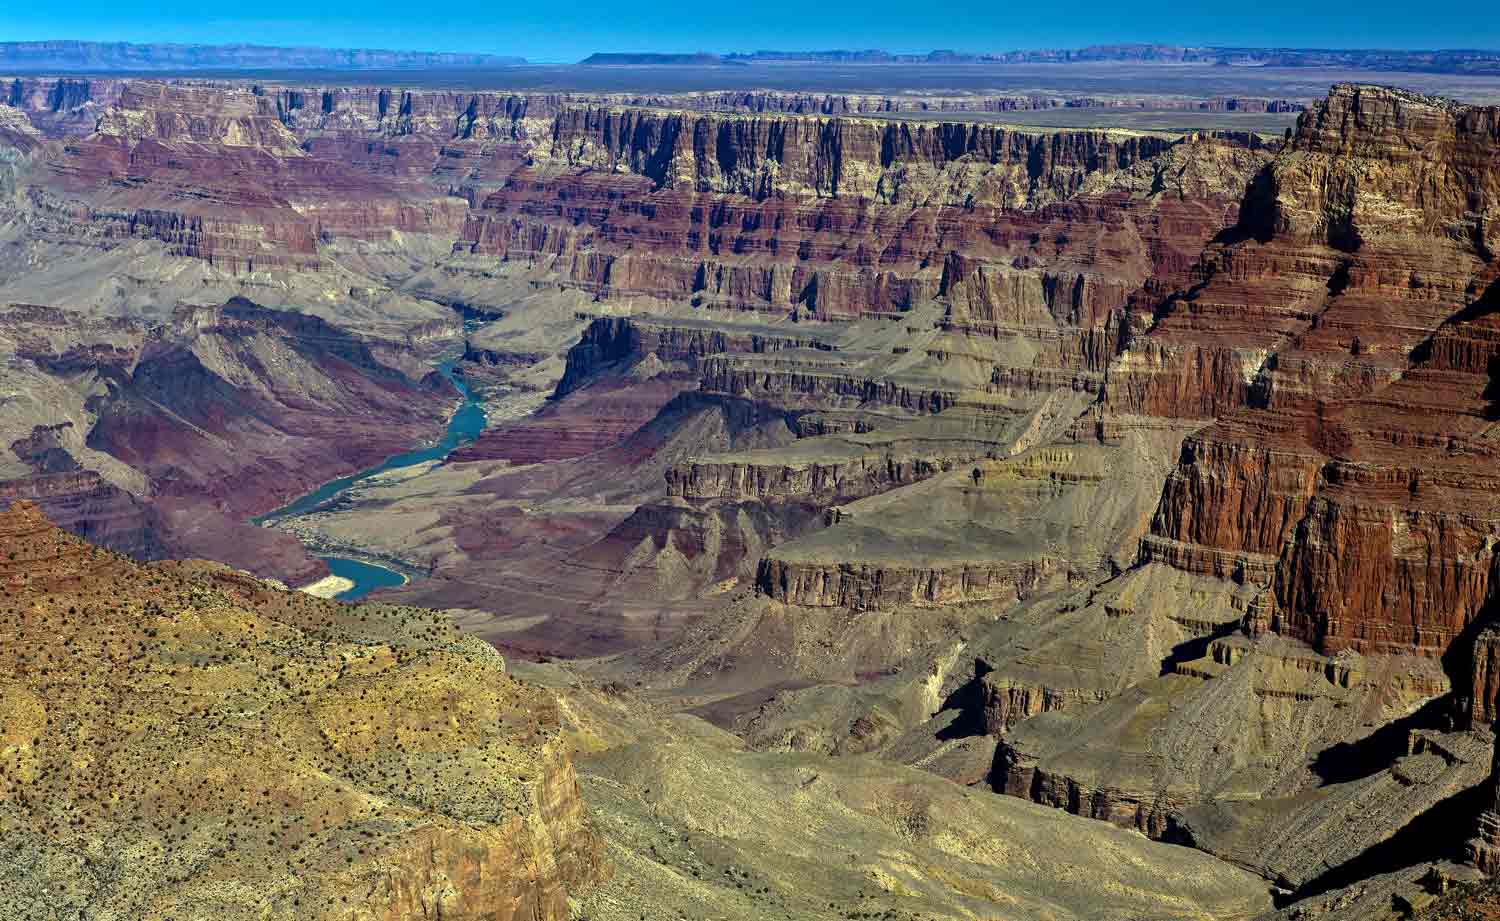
xmin=252 ymin=357 xmax=488 ymax=600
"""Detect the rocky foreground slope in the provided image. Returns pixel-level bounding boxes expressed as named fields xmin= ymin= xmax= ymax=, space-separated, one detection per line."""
xmin=0 ymin=500 xmax=605 ymax=918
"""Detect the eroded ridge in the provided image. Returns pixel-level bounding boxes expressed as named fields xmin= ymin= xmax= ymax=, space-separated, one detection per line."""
xmin=0 ymin=500 xmax=604 ymax=919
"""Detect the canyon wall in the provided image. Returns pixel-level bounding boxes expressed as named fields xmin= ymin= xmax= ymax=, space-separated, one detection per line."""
xmin=959 ymin=85 xmax=1500 ymax=884
xmin=1131 ymin=85 xmax=1500 ymax=667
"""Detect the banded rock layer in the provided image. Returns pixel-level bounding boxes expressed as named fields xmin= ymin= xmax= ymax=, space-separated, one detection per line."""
xmin=1129 ymin=85 xmax=1500 ymax=665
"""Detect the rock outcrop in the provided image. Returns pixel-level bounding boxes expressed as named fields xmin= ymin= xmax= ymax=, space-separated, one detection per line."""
xmin=964 ymin=85 xmax=1500 ymax=885
xmin=0 ymin=501 xmax=603 ymax=918
xmin=1128 ymin=85 xmax=1500 ymax=664
xmin=458 ymin=117 xmax=1263 ymax=318
xmin=757 ymin=555 xmax=1056 ymax=611
xmin=539 ymin=106 xmax=1176 ymax=203
xmin=24 ymin=82 xmax=471 ymax=274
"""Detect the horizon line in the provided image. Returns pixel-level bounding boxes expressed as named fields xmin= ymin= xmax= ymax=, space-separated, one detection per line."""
xmin=4 ymin=37 xmax=1500 ymax=63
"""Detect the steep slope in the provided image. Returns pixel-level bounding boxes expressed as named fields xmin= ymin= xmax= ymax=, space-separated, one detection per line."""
xmin=22 ymin=82 xmax=469 ymax=276
xmin=0 ymin=500 xmax=604 ymax=919
xmin=957 ymin=83 xmax=1500 ymax=893
xmin=0 ymin=297 xmax=456 ymax=583
xmin=533 ymin=666 xmax=1277 ymax=921
xmin=1117 ymin=84 xmax=1500 ymax=668
xmin=457 ymin=112 xmax=1266 ymax=318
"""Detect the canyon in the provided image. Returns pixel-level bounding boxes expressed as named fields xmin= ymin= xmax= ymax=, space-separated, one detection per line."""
xmin=3 ymin=52 xmax=1500 ymax=919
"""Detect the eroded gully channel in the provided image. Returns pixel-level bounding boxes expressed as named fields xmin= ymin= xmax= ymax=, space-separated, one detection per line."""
xmin=251 ymin=318 xmax=490 ymax=600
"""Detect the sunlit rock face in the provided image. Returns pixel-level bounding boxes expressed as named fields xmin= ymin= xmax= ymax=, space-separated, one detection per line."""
xmin=0 ymin=500 xmax=605 ymax=919
xmin=1130 ymin=86 xmax=1500 ymax=664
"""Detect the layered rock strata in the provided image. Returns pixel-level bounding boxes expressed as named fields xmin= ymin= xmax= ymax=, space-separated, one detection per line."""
xmin=1126 ymin=85 xmax=1500 ymax=667
xmin=0 ymin=297 xmax=454 ymax=582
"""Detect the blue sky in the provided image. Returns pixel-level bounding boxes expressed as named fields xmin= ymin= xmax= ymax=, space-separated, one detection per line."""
xmin=1 ymin=1 xmax=1493 ymax=63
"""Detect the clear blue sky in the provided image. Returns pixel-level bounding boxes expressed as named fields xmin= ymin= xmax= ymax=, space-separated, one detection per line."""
xmin=1 ymin=1 xmax=1493 ymax=63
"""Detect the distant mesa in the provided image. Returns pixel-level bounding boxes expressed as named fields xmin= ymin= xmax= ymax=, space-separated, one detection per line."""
xmin=9 ymin=40 xmax=1500 ymax=76
xmin=0 ymin=40 xmax=526 ymax=72
xmin=579 ymin=44 xmax=1500 ymax=75
xmin=578 ymin=52 xmax=729 ymax=66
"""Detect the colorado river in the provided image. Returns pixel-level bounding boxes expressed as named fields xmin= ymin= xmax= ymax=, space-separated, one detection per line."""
xmin=253 ymin=351 xmax=489 ymax=600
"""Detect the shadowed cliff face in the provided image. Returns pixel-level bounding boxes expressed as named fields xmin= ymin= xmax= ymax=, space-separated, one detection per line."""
xmin=85 ymin=300 xmax=439 ymax=514
xmin=538 ymin=106 xmax=1178 ymax=203
xmin=458 ymin=124 xmax=1263 ymax=319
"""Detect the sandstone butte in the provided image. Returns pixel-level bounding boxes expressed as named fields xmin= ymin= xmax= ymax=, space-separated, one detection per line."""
xmin=2 ymin=65 xmax=1500 ymax=918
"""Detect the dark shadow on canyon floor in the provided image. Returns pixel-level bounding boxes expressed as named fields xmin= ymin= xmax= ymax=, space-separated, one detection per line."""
xmin=935 ymin=658 xmax=995 ymax=741
xmin=1291 ymin=781 xmax=1492 ymax=901
xmin=1309 ymin=695 xmax=1456 ymax=786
